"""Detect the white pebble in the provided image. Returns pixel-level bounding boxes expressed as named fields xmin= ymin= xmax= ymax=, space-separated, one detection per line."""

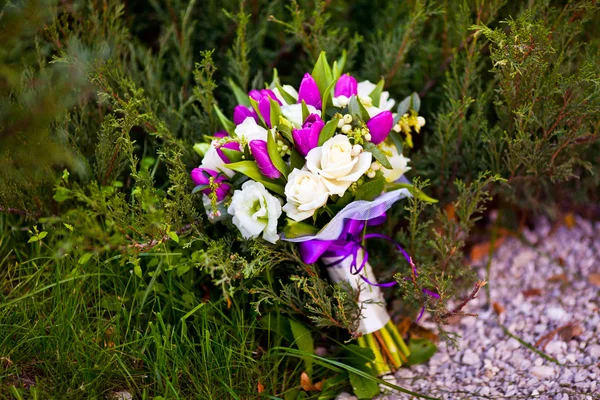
xmin=462 ymin=349 xmax=481 ymax=366
xmin=531 ymin=366 xmax=555 ymax=379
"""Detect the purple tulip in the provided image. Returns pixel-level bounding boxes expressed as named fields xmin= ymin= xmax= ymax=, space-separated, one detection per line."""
xmin=249 ymin=89 xmax=262 ymax=102
xmin=233 ymin=105 xmax=258 ymax=125
xmin=214 ymin=131 xmax=241 ymax=162
xmin=366 ymin=111 xmax=394 ymax=145
xmin=292 ymin=114 xmax=325 ymax=157
xmin=260 ymin=89 xmax=281 ymax=105
xmin=190 ymin=168 xmax=232 ymax=201
xmin=334 ymin=74 xmax=358 ymax=98
xmin=249 ymin=140 xmax=281 ymax=179
xmin=297 ymin=73 xmax=322 ymax=109
xmin=258 ymin=96 xmax=273 ymax=128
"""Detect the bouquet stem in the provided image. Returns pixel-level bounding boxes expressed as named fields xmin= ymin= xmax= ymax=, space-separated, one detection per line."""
xmin=360 ymin=321 xmax=410 ymax=375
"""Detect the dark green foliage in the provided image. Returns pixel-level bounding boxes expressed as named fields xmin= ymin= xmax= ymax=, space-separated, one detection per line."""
xmin=1 ymin=0 xmax=599 ymax=397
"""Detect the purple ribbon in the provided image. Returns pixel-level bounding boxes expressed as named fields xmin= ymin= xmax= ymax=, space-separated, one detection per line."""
xmin=298 ymin=213 xmax=439 ymax=321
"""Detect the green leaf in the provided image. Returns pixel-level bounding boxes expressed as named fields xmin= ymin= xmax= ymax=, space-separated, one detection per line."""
xmin=289 ymin=320 xmax=314 ymax=374
xmin=168 ymin=231 xmax=179 ymax=244
xmin=193 ymin=143 xmax=210 ymax=157
xmin=290 ymin=149 xmax=305 ymax=171
xmin=269 ymin=97 xmax=283 ymax=128
xmin=134 ymin=264 xmax=143 ymax=279
xmin=283 ymin=219 xmax=319 ymax=239
xmin=78 ymin=253 xmax=93 ymax=265
xmin=348 ymin=363 xmax=379 ymax=399
xmin=277 ymin=116 xmax=294 ymax=143
xmin=213 ymin=104 xmax=235 ymax=135
xmin=225 ymin=161 xmax=285 ymax=195
xmin=369 ymin=79 xmax=385 ymax=108
xmin=192 ymin=184 xmax=209 ymax=194
xmin=275 ymin=82 xmax=297 ymax=105
xmin=318 ymin=116 xmax=340 ymax=146
xmin=63 ymin=223 xmax=74 ymax=231
xmin=396 ymin=96 xmax=411 ymax=116
xmin=37 ymin=231 xmax=47 ymax=240
xmin=311 ymin=51 xmax=333 ymax=97
xmin=27 ymin=236 xmax=38 ymax=243
xmin=259 ymin=313 xmax=293 ymax=342
xmin=356 ymin=178 xmax=385 ymax=201
xmin=397 ymin=92 xmax=421 ymax=115
xmin=411 ymin=92 xmax=421 ymax=112
xmin=267 ymin=129 xmax=290 ymax=178
xmin=386 ymin=182 xmax=438 ymax=203
xmin=407 ymin=338 xmax=437 ymax=365
xmin=228 ymin=78 xmax=250 ymax=107
xmin=348 ymin=96 xmax=370 ymax=123
xmin=364 ymin=142 xmax=392 ymax=169
xmin=219 ymin=148 xmax=243 ymax=163
xmin=301 ymin=100 xmax=310 ymax=124
xmin=321 ymin=77 xmax=339 ymax=115
xmin=388 ymin=131 xmax=404 ymax=154
xmin=332 ymin=49 xmax=347 ymax=80
xmin=53 ymin=187 xmax=70 ymax=203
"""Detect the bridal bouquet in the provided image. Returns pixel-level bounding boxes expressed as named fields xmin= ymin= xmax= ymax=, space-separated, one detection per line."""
xmin=191 ymin=52 xmax=431 ymax=375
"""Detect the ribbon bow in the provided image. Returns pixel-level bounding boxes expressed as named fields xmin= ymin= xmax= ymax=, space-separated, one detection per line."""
xmin=298 ymin=213 xmax=439 ymax=321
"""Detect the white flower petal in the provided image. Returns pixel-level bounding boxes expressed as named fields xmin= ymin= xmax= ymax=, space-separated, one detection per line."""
xmin=201 ymin=144 xmax=234 ymax=178
xmin=337 ymin=152 xmax=372 ymax=182
xmin=234 ymin=117 xmax=268 ymax=142
xmin=320 ymin=177 xmax=352 ymax=196
xmin=281 ymin=104 xmax=321 ymax=129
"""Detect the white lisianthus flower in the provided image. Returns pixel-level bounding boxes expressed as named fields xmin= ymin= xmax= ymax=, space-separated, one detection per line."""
xmin=379 ymin=140 xmax=411 ymax=182
xmin=281 ymin=103 xmax=321 ymax=128
xmin=306 ymin=135 xmax=372 ymax=196
xmin=201 ymin=144 xmax=234 ymax=178
xmin=282 ymin=169 xmax=330 ymax=222
xmin=227 ymin=181 xmax=282 ymax=244
xmin=234 ymin=117 xmax=269 ymax=142
xmin=357 ymin=80 xmax=396 ymax=111
xmin=273 ymin=84 xmax=299 ymax=105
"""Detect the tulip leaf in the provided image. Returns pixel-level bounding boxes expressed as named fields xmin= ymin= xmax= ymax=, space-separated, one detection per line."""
xmin=225 ymin=161 xmax=285 ymax=195
xmin=311 ymin=51 xmax=333 ymax=97
xmin=386 ymin=182 xmax=438 ymax=203
xmin=193 ymin=143 xmax=210 ymax=157
xmin=321 ymin=77 xmax=339 ymax=115
xmin=228 ymin=78 xmax=250 ymax=107
xmin=277 ymin=116 xmax=294 ymax=143
xmin=348 ymin=96 xmax=370 ymax=123
xmin=397 ymin=92 xmax=421 ymax=116
xmin=271 ymin=68 xmax=280 ymax=87
xmin=318 ymin=116 xmax=341 ymax=146
xmin=192 ymin=184 xmax=209 ymax=194
xmin=219 ymin=148 xmax=243 ymax=163
xmin=289 ymin=319 xmax=314 ymax=375
xmin=213 ymin=104 xmax=235 ymax=135
xmin=269 ymin=97 xmax=283 ymax=128
xmin=267 ymin=129 xmax=290 ymax=178
xmin=301 ymin=100 xmax=310 ymax=124
xmin=283 ymin=219 xmax=319 ymax=239
xmin=406 ymin=338 xmax=437 ymax=365
xmin=249 ymin=97 xmax=266 ymax=127
xmin=356 ymin=177 xmax=385 ymax=201
xmin=388 ymin=130 xmax=404 ymax=154
xmin=332 ymin=49 xmax=347 ymax=80
xmin=411 ymin=92 xmax=421 ymax=112
xmin=275 ymin=82 xmax=297 ymax=105
xmin=363 ymin=142 xmax=392 ymax=169
xmin=290 ymin=149 xmax=305 ymax=171
xmin=369 ymin=79 xmax=385 ymax=108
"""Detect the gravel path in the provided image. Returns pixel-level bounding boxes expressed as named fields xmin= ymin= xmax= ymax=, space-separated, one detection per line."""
xmin=380 ymin=217 xmax=600 ymax=399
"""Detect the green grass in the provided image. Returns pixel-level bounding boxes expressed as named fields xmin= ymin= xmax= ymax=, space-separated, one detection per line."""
xmin=0 ymin=215 xmax=304 ymax=399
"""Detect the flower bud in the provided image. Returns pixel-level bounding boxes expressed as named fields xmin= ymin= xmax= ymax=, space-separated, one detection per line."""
xmin=233 ymin=105 xmax=258 ymax=125
xmin=334 ymin=74 xmax=358 ymax=98
xmin=337 ymin=95 xmax=349 ymax=107
xmin=341 ymin=124 xmax=352 ymax=134
xmin=417 ymin=116 xmax=426 ymax=127
xmin=365 ymin=110 xmax=393 ymax=145
xmin=351 ymin=144 xmax=363 ymax=156
xmin=249 ymin=140 xmax=281 ymax=179
xmin=292 ymin=113 xmax=325 ymax=157
xmin=297 ymin=73 xmax=322 ymax=109
xmin=343 ymin=114 xmax=353 ymax=124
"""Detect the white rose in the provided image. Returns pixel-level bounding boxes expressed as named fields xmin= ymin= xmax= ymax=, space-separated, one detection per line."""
xmin=305 ymin=135 xmax=372 ymax=196
xmin=201 ymin=143 xmax=234 ymax=178
xmin=234 ymin=117 xmax=268 ymax=142
xmin=282 ymin=169 xmax=330 ymax=222
xmin=227 ymin=181 xmax=282 ymax=244
xmin=357 ymin=80 xmax=396 ymax=111
xmin=281 ymin=103 xmax=321 ymax=128
xmin=379 ymin=141 xmax=411 ymax=182
xmin=273 ymin=84 xmax=299 ymax=105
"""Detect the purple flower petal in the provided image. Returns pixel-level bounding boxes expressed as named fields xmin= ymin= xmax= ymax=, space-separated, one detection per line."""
xmin=292 ymin=113 xmax=325 ymax=156
xmin=366 ymin=110 xmax=393 ymax=144
xmin=297 ymin=73 xmax=322 ymax=109
xmin=334 ymin=74 xmax=358 ymax=98
xmin=233 ymin=105 xmax=258 ymax=125
xmin=249 ymin=140 xmax=281 ymax=179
